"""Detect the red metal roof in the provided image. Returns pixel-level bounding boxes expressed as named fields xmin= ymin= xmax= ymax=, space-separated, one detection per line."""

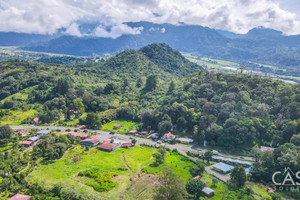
xmin=62 ymin=132 xmax=89 ymax=138
xmin=20 ymin=140 xmax=33 ymax=145
xmin=193 ymin=175 xmax=201 ymax=179
xmin=98 ymin=143 xmax=118 ymax=150
xmin=33 ymin=117 xmax=39 ymax=122
xmin=260 ymin=146 xmax=275 ymax=152
xmin=81 ymin=138 xmax=99 ymax=144
xmin=103 ymin=139 xmax=112 ymax=143
xmin=114 ymin=124 xmax=122 ymax=127
xmin=9 ymin=194 xmax=32 ymax=200
xmin=122 ymin=143 xmax=133 ymax=148
xmin=164 ymin=132 xmax=175 ymax=139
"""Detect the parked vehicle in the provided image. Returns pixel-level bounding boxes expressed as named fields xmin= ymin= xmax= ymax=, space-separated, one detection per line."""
xmin=109 ymin=131 xmax=115 ymax=135
xmin=157 ymin=140 xmax=162 ymax=144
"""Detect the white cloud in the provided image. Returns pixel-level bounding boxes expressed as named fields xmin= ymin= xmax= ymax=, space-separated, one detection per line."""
xmin=0 ymin=0 xmax=299 ymax=37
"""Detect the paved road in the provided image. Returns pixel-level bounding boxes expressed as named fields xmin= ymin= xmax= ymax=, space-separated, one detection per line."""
xmin=11 ymin=125 xmax=254 ymax=161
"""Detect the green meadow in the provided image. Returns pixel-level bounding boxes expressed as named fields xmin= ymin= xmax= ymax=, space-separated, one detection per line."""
xmin=101 ymin=120 xmax=142 ymax=134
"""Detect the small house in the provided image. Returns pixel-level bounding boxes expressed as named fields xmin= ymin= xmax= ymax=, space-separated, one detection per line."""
xmin=193 ymin=175 xmax=201 ymax=179
xmin=20 ymin=140 xmax=34 ymax=147
xmin=89 ymin=135 xmax=101 ymax=140
xmin=113 ymin=124 xmax=122 ymax=129
xmin=27 ymin=136 xmax=39 ymax=142
xmin=103 ymin=139 xmax=112 ymax=144
xmin=17 ymin=130 xmax=27 ymax=138
xmin=201 ymin=187 xmax=215 ymax=197
xmin=98 ymin=143 xmax=119 ymax=152
xmin=122 ymin=143 xmax=133 ymax=148
xmin=139 ymin=131 xmax=148 ymax=136
xmin=36 ymin=130 xmax=51 ymax=136
xmin=150 ymin=133 xmax=159 ymax=139
xmin=176 ymin=137 xmax=194 ymax=144
xmin=9 ymin=194 xmax=32 ymax=200
xmin=62 ymin=132 xmax=89 ymax=139
xmin=32 ymin=117 xmax=39 ymax=124
xmin=212 ymin=162 xmax=234 ymax=174
xmin=163 ymin=132 xmax=175 ymax=142
xmin=81 ymin=138 xmax=100 ymax=147
xmin=129 ymin=130 xmax=138 ymax=135
xmin=260 ymin=146 xmax=275 ymax=152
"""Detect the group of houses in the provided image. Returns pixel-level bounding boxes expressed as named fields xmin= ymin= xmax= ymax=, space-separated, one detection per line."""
xmin=19 ymin=129 xmax=51 ymax=147
xmin=61 ymin=131 xmax=133 ymax=152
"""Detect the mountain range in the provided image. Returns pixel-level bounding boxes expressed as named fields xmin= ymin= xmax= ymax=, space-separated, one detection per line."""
xmin=1 ymin=22 xmax=300 ymax=67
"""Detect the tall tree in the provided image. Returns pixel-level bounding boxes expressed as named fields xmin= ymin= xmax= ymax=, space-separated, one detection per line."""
xmin=144 ymin=75 xmax=158 ymax=92
xmin=153 ymin=167 xmax=185 ymax=200
xmin=230 ymin=166 xmax=246 ymax=188
xmin=186 ymin=178 xmax=206 ymax=199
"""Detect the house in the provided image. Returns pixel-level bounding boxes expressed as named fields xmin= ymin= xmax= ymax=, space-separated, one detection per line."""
xmin=176 ymin=137 xmax=194 ymax=144
xmin=9 ymin=194 xmax=32 ymax=200
xmin=17 ymin=130 xmax=27 ymax=138
xmin=129 ymin=130 xmax=138 ymax=135
xmin=27 ymin=136 xmax=39 ymax=142
xmin=36 ymin=130 xmax=51 ymax=136
xmin=20 ymin=140 xmax=34 ymax=147
xmin=150 ymin=133 xmax=159 ymax=139
xmin=193 ymin=175 xmax=201 ymax=179
xmin=139 ymin=131 xmax=148 ymax=136
xmin=80 ymin=138 xmax=100 ymax=147
xmin=89 ymin=135 xmax=100 ymax=140
xmin=212 ymin=162 xmax=234 ymax=174
xmin=122 ymin=143 xmax=133 ymax=148
xmin=98 ymin=143 xmax=119 ymax=152
xmin=32 ymin=117 xmax=39 ymax=124
xmin=61 ymin=131 xmax=89 ymax=139
xmin=163 ymin=132 xmax=175 ymax=142
xmin=113 ymin=124 xmax=122 ymax=129
xmin=260 ymin=146 xmax=275 ymax=152
xmin=201 ymin=187 xmax=215 ymax=197
xmin=103 ymin=139 xmax=112 ymax=144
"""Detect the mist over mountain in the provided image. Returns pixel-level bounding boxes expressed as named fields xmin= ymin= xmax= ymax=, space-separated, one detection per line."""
xmin=2 ymin=22 xmax=300 ymax=67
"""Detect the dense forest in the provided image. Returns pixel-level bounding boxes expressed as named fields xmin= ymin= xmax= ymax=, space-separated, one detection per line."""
xmin=0 ymin=43 xmax=299 ymax=153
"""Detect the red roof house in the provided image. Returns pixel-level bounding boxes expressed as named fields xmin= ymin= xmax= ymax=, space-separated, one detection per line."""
xmin=193 ymin=175 xmax=201 ymax=179
xmin=80 ymin=138 xmax=100 ymax=147
xmin=129 ymin=130 xmax=138 ymax=135
xmin=139 ymin=131 xmax=148 ymax=136
xmin=113 ymin=124 xmax=122 ymax=129
xmin=260 ymin=146 xmax=275 ymax=152
xmin=9 ymin=194 xmax=32 ymax=200
xmin=98 ymin=143 xmax=118 ymax=151
xmin=20 ymin=140 xmax=34 ymax=147
xmin=32 ymin=117 xmax=39 ymax=123
xmin=163 ymin=132 xmax=175 ymax=140
xmin=122 ymin=143 xmax=133 ymax=148
xmin=61 ymin=132 xmax=89 ymax=139
xmin=103 ymin=139 xmax=112 ymax=143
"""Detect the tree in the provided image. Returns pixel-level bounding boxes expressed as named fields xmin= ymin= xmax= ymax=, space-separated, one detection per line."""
xmin=144 ymin=75 xmax=158 ymax=92
xmin=57 ymin=77 xmax=73 ymax=95
xmin=158 ymin=121 xmax=172 ymax=135
xmin=290 ymin=135 xmax=300 ymax=146
xmin=189 ymin=161 xmax=205 ymax=177
xmin=153 ymin=152 xmax=164 ymax=166
xmin=186 ymin=178 xmax=205 ymax=199
xmin=85 ymin=113 xmax=101 ymax=129
xmin=153 ymin=167 xmax=185 ymax=200
xmin=167 ymin=81 xmax=175 ymax=94
xmin=158 ymin=146 xmax=167 ymax=159
xmin=230 ymin=166 xmax=246 ymax=188
xmin=0 ymin=125 xmax=14 ymax=140
xmin=73 ymin=98 xmax=85 ymax=114
xmin=204 ymin=150 xmax=213 ymax=163
xmin=136 ymin=77 xmax=144 ymax=88
xmin=212 ymin=177 xmax=218 ymax=186
xmin=131 ymin=138 xmax=137 ymax=146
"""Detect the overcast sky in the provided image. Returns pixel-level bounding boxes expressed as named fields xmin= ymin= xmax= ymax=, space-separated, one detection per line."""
xmin=0 ymin=0 xmax=299 ymax=38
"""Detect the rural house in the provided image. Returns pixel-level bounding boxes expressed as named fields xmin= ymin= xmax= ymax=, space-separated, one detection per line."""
xmin=176 ymin=137 xmax=193 ymax=144
xmin=163 ymin=132 xmax=175 ymax=142
xmin=36 ymin=130 xmax=51 ymax=136
xmin=113 ymin=124 xmax=122 ymax=129
xmin=122 ymin=142 xmax=133 ymax=148
xmin=201 ymin=187 xmax=215 ymax=197
xmin=98 ymin=143 xmax=119 ymax=152
xmin=62 ymin=131 xmax=89 ymax=139
xmin=80 ymin=138 xmax=100 ymax=147
xmin=212 ymin=162 xmax=234 ymax=174
xmin=129 ymin=130 xmax=138 ymax=135
xmin=260 ymin=146 xmax=275 ymax=152
xmin=17 ymin=130 xmax=27 ymax=138
xmin=9 ymin=194 xmax=32 ymax=200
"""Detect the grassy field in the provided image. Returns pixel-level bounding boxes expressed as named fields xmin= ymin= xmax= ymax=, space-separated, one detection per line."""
xmin=27 ymin=146 xmax=193 ymax=200
xmin=101 ymin=120 xmax=141 ymax=134
xmin=0 ymin=109 xmax=37 ymax=125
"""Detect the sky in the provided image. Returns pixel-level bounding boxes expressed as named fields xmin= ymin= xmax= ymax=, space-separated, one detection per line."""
xmin=0 ymin=0 xmax=299 ymax=38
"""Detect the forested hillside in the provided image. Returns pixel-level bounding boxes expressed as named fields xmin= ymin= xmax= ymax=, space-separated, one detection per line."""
xmin=0 ymin=43 xmax=299 ymax=153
